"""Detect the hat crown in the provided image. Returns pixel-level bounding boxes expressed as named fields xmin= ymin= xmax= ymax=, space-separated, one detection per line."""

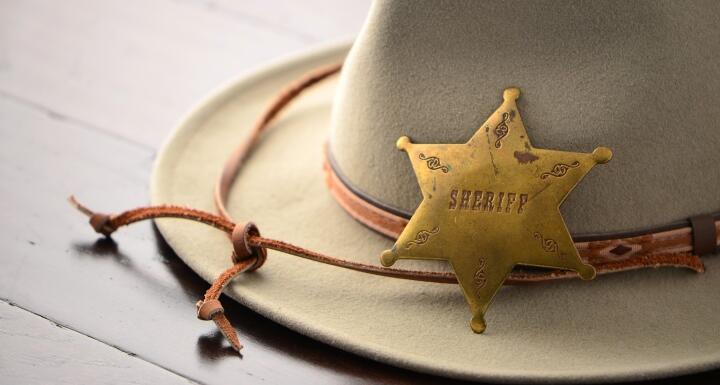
xmin=329 ymin=0 xmax=720 ymax=234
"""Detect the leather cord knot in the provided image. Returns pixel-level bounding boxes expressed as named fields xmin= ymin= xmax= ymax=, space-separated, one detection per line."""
xmin=89 ymin=213 xmax=115 ymax=237
xmin=231 ymin=222 xmax=266 ymax=271
xmin=196 ymin=299 xmax=224 ymax=320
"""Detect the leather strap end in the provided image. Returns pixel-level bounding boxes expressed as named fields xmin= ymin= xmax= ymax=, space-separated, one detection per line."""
xmin=212 ymin=312 xmax=243 ymax=352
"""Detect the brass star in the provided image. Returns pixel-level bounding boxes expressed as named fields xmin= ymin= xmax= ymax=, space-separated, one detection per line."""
xmin=380 ymin=88 xmax=612 ymax=333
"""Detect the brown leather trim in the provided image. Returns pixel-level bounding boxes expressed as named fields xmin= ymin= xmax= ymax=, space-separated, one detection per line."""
xmin=325 ymin=146 xmax=413 ymax=219
xmin=690 ymin=214 xmax=718 ymax=256
xmin=323 ymin=155 xmax=406 ymax=238
xmin=325 ymin=146 xmax=720 ymax=243
xmin=323 ymin=146 xmax=718 ymax=266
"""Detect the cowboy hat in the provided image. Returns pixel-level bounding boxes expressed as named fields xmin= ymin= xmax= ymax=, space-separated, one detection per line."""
xmin=142 ymin=1 xmax=720 ymax=382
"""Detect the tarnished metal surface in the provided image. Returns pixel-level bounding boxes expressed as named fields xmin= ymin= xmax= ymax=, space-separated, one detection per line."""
xmin=381 ymin=87 xmax=612 ymax=333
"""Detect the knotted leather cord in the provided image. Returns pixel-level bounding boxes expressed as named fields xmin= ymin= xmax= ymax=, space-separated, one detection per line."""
xmin=71 ymin=62 xmax=706 ymax=354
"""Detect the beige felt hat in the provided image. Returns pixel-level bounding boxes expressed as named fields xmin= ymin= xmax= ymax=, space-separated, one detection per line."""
xmin=151 ymin=1 xmax=720 ymax=382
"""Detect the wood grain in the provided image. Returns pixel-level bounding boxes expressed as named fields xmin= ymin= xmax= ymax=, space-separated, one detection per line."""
xmin=0 ymin=300 xmax=194 ymax=385
xmin=0 ymin=0 xmax=310 ymax=147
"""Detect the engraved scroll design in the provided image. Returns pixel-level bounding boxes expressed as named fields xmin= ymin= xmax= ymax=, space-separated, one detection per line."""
xmin=405 ymin=227 xmax=439 ymax=249
xmin=418 ymin=153 xmax=449 ymax=173
xmin=540 ymin=161 xmax=580 ymax=179
xmin=533 ymin=232 xmax=558 ymax=253
xmin=493 ymin=112 xmax=511 ymax=148
xmin=473 ymin=258 xmax=487 ymax=297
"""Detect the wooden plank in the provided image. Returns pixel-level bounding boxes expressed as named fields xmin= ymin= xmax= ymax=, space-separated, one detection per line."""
xmin=0 ymin=300 xmax=194 ymax=385
xmin=0 ymin=95 xmax=470 ymax=384
xmin=0 ymin=0 xmax=307 ymax=148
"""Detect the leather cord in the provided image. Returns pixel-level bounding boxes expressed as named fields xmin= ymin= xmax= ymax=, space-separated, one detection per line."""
xmin=71 ymin=62 xmax=707 ymax=355
xmin=214 ymin=62 xmax=344 ymax=220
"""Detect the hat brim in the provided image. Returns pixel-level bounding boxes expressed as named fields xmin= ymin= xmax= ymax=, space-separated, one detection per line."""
xmin=151 ymin=41 xmax=720 ymax=382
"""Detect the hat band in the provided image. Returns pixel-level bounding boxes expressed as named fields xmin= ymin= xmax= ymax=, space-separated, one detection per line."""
xmin=324 ymin=145 xmax=717 ymax=272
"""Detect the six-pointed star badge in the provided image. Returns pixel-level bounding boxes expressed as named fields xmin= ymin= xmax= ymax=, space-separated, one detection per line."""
xmin=381 ymin=87 xmax=613 ymax=333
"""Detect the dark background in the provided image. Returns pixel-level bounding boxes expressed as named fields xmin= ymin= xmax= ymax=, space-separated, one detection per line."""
xmin=0 ymin=1 xmax=717 ymax=384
